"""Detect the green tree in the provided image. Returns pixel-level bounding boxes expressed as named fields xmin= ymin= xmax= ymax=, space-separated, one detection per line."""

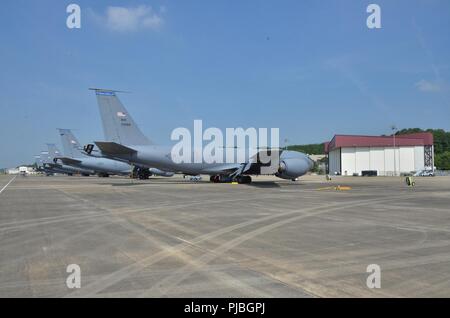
xmin=287 ymin=143 xmax=325 ymax=155
xmin=435 ymin=152 xmax=450 ymax=170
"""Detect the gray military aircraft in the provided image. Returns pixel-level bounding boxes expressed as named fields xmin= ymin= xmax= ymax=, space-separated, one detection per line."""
xmin=57 ymin=129 xmax=173 ymax=178
xmin=41 ymin=144 xmax=94 ymax=176
xmin=59 ymin=128 xmax=174 ymax=179
xmin=84 ymin=89 xmax=313 ymax=184
xmin=34 ymin=153 xmax=55 ymax=175
xmin=79 ymin=93 xmax=174 ymax=179
xmin=56 ymin=128 xmax=132 ymax=177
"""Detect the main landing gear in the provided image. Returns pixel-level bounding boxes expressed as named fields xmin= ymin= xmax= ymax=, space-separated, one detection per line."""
xmin=209 ymin=175 xmax=252 ymax=184
xmin=131 ymin=167 xmax=151 ymax=180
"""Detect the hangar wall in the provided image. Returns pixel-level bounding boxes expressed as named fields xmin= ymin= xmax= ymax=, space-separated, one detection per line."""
xmin=414 ymin=146 xmax=425 ymax=171
xmin=325 ymin=133 xmax=433 ymax=176
xmin=333 ymin=146 xmax=426 ymax=176
xmin=328 ymin=149 xmax=340 ymax=175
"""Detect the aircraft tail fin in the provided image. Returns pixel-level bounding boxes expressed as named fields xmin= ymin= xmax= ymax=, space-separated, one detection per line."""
xmin=58 ymin=129 xmax=86 ymax=158
xmin=46 ymin=143 xmax=62 ymax=160
xmin=90 ymin=88 xmax=152 ymax=146
xmin=34 ymin=155 xmax=43 ymax=167
xmin=40 ymin=151 xmax=50 ymax=164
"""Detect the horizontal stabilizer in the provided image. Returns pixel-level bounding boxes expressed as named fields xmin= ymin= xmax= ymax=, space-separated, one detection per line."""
xmin=95 ymin=141 xmax=137 ymax=155
xmin=57 ymin=157 xmax=82 ymax=165
xmin=45 ymin=163 xmax=60 ymax=168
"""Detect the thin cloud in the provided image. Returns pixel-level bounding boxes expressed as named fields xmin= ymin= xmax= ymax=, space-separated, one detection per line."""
xmin=324 ymin=56 xmax=390 ymax=113
xmin=94 ymin=5 xmax=165 ymax=32
xmin=415 ymin=79 xmax=445 ymax=92
xmin=412 ymin=19 xmax=450 ymax=96
xmin=412 ymin=18 xmax=441 ymax=82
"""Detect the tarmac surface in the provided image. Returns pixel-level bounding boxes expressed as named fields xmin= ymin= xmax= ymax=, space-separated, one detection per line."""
xmin=0 ymin=174 xmax=449 ymax=297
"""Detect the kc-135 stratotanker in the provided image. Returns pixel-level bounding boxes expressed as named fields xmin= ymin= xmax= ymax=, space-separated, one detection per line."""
xmin=84 ymin=89 xmax=313 ymax=184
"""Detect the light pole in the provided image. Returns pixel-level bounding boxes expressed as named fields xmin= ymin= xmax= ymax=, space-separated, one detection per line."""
xmin=391 ymin=125 xmax=397 ymax=176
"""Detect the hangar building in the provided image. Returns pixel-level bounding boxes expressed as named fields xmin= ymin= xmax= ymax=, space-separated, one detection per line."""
xmin=325 ymin=133 xmax=434 ymax=176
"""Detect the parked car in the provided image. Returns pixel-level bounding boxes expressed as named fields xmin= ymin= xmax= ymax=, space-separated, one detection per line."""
xmin=414 ymin=170 xmax=434 ymax=177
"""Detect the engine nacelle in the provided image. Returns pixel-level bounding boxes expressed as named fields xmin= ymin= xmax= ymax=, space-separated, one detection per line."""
xmin=149 ymin=168 xmax=174 ymax=177
xmin=276 ymin=155 xmax=313 ymax=180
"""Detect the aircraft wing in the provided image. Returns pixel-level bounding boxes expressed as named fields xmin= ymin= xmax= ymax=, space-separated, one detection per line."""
xmin=232 ymin=148 xmax=283 ymax=176
xmin=202 ymin=149 xmax=283 ymax=177
xmin=94 ymin=141 xmax=137 ymax=155
xmin=250 ymin=148 xmax=283 ymax=161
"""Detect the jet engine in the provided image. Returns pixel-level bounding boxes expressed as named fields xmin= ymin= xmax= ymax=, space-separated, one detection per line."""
xmin=276 ymin=151 xmax=314 ymax=180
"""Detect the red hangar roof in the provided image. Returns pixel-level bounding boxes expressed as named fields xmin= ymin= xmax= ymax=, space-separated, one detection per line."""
xmin=324 ymin=132 xmax=434 ymax=153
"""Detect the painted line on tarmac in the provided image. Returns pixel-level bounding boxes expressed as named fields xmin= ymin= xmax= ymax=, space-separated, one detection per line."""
xmin=0 ymin=176 xmax=17 ymax=196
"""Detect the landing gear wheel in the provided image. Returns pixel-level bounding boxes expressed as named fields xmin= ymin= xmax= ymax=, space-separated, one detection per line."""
xmin=132 ymin=167 xmax=151 ymax=180
xmin=237 ymin=176 xmax=252 ymax=184
xmin=210 ymin=175 xmax=225 ymax=183
xmin=138 ymin=171 xmax=150 ymax=180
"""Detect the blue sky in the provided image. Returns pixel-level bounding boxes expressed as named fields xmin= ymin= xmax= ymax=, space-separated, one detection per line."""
xmin=1 ymin=0 xmax=449 ymax=167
